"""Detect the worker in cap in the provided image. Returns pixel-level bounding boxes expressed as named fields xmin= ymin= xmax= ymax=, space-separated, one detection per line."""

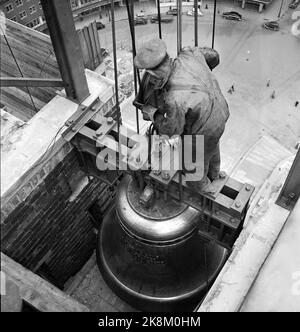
xmin=133 ymin=38 xmax=229 ymax=194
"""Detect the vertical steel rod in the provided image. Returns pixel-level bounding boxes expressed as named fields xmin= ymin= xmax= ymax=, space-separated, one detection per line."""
xmin=129 ymin=0 xmax=140 ymax=134
xmin=278 ymin=0 xmax=285 ymax=18
xmin=110 ymin=0 xmax=121 ymax=139
xmin=125 ymin=0 xmax=140 ymax=133
xmin=194 ymin=0 xmax=198 ymax=46
xmin=212 ymin=0 xmax=217 ymax=49
xmin=177 ymin=0 xmax=182 ymax=54
xmin=157 ymin=0 xmax=162 ymax=39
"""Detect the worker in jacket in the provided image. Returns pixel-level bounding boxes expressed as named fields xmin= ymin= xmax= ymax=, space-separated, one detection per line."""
xmin=133 ymin=39 xmax=229 ymax=194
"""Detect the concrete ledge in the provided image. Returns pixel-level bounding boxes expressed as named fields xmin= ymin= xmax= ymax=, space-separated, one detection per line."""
xmin=198 ymin=155 xmax=293 ymax=312
xmin=1 ymin=70 xmax=114 ymax=204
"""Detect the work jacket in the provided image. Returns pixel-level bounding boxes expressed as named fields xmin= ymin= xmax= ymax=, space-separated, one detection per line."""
xmin=135 ymin=47 xmax=230 ymax=145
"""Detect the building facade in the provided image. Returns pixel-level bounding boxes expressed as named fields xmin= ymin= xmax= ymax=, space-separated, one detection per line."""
xmin=0 ymin=0 xmax=123 ymax=32
xmin=0 ymin=0 xmax=45 ymax=30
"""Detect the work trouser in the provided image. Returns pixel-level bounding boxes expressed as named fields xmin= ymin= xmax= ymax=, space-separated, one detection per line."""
xmin=185 ymin=136 xmax=221 ymax=194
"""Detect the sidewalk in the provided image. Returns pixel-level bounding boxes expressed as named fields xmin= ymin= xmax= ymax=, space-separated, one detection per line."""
xmin=74 ymin=0 xmax=158 ymax=30
xmin=74 ymin=0 xmax=241 ymax=30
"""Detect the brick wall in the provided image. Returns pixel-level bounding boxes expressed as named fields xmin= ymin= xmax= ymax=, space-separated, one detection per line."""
xmin=1 ymin=146 xmax=117 ymax=288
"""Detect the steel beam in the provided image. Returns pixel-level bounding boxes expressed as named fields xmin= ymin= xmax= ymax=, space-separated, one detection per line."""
xmin=40 ymin=0 xmax=90 ymax=103
xmin=63 ymin=111 xmax=254 ymax=249
xmin=0 ymin=77 xmax=64 ymax=87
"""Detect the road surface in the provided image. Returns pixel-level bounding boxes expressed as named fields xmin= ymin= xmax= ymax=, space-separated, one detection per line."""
xmin=76 ymin=0 xmax=300 ymax=173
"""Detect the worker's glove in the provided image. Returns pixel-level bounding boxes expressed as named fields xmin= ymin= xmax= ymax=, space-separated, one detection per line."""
xmin=160 ymin=135 xmax=181 ymax=150
xmin=141 ymin=105 xmax=158 ymax=122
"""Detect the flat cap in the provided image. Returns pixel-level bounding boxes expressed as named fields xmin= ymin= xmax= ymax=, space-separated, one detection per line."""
xmin=134 ymin=38 xmax=167 ymax=69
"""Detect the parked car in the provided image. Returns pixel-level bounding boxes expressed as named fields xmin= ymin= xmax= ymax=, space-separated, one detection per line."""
xmin=166 ymin=8 xmax=178 ymax=16
xmin=289 ymin=0 xmax=299 ymax=9
xmin=150 ymin=15 xmax=174 ymax=23
xmin=100 ymin=48 xmax=109 ymax=58
xmin=136 ymin=10 xmax=145 ymax=17
xmin=96 ymin=21 xmax=105 ymax=30
xmin=134 ymin=17 xmax=147 ymax=25
xmin=222 ymin=11 xmax=242 ymax=21
xmin=263 ymin=21 xmax=279 ymax=31
xmin=187 ymin=8 xmax=204 ymax=16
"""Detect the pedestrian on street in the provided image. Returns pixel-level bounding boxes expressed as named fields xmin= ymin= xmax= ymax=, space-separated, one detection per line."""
xmin=267 ymin=79 xmax=270 ymax=87
xmin=271 ymin=90 xmax=275 ymax=99
xmin=231 ymin=84 xmax=235 ymax=92
xmin=295 ymin=101 xmax=299 ymax=107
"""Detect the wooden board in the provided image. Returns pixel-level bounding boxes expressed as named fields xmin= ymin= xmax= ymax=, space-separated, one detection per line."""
xmin=1 ymin=253 xmax=89 ymax=312
xmin=0 ymin=20 xmax=60 ymax=120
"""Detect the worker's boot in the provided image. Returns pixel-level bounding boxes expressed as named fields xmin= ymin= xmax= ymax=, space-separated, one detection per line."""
xmin=186 ymin=178 xmax=216 ymax=195
xmin=208 ymin=170 xmax=227 ymax=182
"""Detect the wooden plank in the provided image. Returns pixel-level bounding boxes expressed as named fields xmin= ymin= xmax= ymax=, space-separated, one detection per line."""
xmin=92 ymin=21 xmax=102 ymax=63
xmin=0 ymin=20 xmax=61 ymax=118
xmin=1 ymin=253 xmax=89 ymax=312
xmin=77 ymin=30 xmax=90 ymax=70
xmin=87 ymin=23 xmax=98 ymax=68
xmin=83 ymin=27 xmax=94 ymax=70
xmin=0 ymin=77 xmax=64 ymax=87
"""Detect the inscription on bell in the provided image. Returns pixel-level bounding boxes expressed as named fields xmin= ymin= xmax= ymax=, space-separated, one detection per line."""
xmin=121 ymin=235 xmax=166 ymax=265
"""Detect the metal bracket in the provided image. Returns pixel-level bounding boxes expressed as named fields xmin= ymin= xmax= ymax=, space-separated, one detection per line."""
xmin=67 ymin=113 xmax=255 ymax=249
xmin=62 ymin=97 xmax=102 ymax=142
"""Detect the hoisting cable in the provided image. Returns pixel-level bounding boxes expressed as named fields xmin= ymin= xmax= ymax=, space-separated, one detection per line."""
xmin=157 ymin=0 xmax=162 ymax=39
xmin=110 ymin=0 xmax=121 ymax=157
xmin=211 ymin=0 xmax=217 ymax=49
xmin=194 ymin=0 xmax=198 ymax=46
xmin=204 ymin=240 xmax=210 ymax=297
xmin=177 ymin=0 xmax=182 ymax=54
xmin=125 ymin=0 xmax=140 ymax=133
xmin=2 ymin=32 xmax=38 ymax=116
xmin=176 ymin=0 xmax=183 ymax=198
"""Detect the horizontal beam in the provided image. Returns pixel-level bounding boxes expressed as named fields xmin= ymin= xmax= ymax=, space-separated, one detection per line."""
xmin=1 ymin=253 xmax=89 ymax=312
xmin=0 ymin=77 xmax=64 ymax=87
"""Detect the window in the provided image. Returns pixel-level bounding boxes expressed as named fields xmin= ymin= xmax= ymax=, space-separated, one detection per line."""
xmin=5 ymin=4 xmax=13 ymax=12
xmin=71 ymin=1 xmax=78 ymax=8
xmin=10 ymin=16 xmax=17 ymax=21
xmin=26 ymin=17 xmax=40 ymax=28
xmin=29 ymin=5 xmax=36 ymax=14
xmin=19 ymin=10 xmax=26 ymax=19
xmin=15 ymin=0 xmax=23 ymax=7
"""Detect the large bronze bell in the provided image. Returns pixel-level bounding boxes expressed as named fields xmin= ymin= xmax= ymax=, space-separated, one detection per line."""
xmin=96 ymin=175 xmax=228 ymax=311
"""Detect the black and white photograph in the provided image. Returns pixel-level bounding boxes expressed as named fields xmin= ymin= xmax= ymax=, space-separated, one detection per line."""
xmin=0 ymin=0 xmax=299 ymax=318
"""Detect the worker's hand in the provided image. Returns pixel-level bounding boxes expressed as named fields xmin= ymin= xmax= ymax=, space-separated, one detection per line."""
xmin=127 ymin=136 xmax=149 ymax=170
xmin=141 ymin=105 xmax=158 ymax=122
